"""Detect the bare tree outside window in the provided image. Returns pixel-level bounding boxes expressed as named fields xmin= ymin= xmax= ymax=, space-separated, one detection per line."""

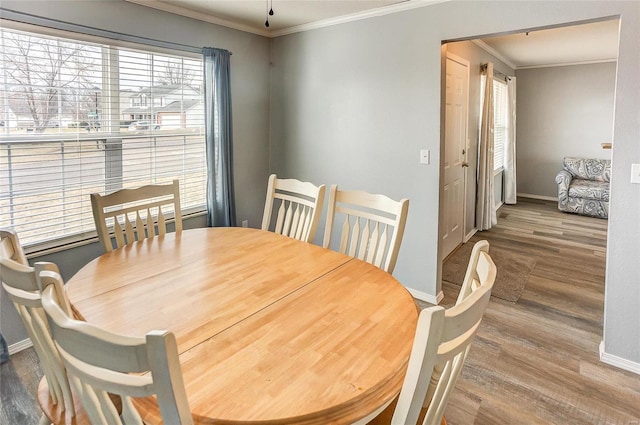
xmin=1 ymin=25 xmax=206 ymax=247
xmin=1 ymin=30 xmax=101 ymax=133
xmin=155 ymin=57 xmax=202 ymax=95
xmin=156 ymin=58 xmax=189 ymax=85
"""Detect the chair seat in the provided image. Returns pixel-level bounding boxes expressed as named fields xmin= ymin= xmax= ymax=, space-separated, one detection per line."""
xmin=37 ymin=376 xmax=122 ymax=425
xmin=568 ymin=179 xmax=609 ymax=201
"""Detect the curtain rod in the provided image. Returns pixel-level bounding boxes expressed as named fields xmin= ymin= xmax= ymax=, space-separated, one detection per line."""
xmin=481 ymin=63 xmax=511 ymax=81
xmin=0 ymin=8 xmax=229 ymax=55
xmin=494 ymin=69 xmax=511 ymax=81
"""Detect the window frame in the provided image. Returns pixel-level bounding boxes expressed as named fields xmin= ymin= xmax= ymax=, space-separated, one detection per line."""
xmin=492 ymin=77 xmax=509 ymax=172
xmin=0 ymin=20 xmax=208 ymax=256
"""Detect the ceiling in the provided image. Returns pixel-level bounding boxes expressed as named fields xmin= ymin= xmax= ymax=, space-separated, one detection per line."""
xmin=126 ymin=0 xmax=620 ymax=68
xmin=475 ymin=19 xmax=620 ymax=69
xmin=125 ymin=0 xmax=416 ymax=36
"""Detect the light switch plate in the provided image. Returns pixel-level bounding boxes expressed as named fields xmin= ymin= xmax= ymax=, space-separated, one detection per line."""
xmin=420 ymin=149 xmax=430 ymax=165
xmin=631 ymin=164 xmax=640 ymax=184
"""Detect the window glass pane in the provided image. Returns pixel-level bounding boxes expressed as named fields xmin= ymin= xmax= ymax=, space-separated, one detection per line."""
xmin=0 ymin=27 xmax=206 ymax=248
xmin=493 ymin=79 xmax=508 ymax=171
xmin=0 ymin=30 xmax=103 ymax=134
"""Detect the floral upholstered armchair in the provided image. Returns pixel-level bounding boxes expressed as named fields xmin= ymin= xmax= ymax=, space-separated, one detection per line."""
xmin=555 ymin=157 xmax=611 ymax=219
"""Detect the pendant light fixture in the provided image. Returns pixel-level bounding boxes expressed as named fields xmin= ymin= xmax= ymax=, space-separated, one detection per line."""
xmin=265 ymin=0 xmax=274 ymax=28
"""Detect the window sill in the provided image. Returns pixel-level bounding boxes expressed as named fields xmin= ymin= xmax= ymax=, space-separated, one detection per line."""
xmin=24 ymin=208 xmax=207 ymax=259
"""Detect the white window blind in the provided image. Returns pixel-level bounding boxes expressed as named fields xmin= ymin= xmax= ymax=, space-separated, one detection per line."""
xmin=493 ymin=78 xmax=508 ymax=171
xmin=0 ymin=26 xmax=207 ymax=249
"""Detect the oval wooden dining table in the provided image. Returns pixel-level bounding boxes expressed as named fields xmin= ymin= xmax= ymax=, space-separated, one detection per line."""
xmin=65 ymin=227 xmax=419 ymax=424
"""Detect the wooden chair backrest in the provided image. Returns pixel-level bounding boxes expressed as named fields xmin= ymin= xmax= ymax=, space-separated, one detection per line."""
xmin=39 ymin=271 xmax=194 ymax=425
xmin=0 ymin=229 xmax=76 ymax=420
xmin=261 ymin=174 xmax=326 ymax=242
xmin=0 ymin=228 xmax=28 ymax=266
xmin=456 ymin=240 xmax=492 ymax=305
xmin=391 ymin=248 xmax=496 ymax=425
xmin=322 ymin=185 xmax=409 ymax=274
xmin=90 ymin=180 xmax=182 ymax=252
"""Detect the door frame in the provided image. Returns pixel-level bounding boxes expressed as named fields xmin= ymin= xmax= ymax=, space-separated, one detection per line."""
xmin=436 ymin=47 xmax=472 ymax=304
xmin=440 ymin=50 xmax=471 ymax=258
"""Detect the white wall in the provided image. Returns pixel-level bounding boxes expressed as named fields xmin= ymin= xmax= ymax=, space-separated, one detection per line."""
xmin=0 ymin=0 xmax=271 ymax=348
xmin=269 ymin=1 xmax=640 ymax=368
xmin=517 ymin=62 xmax=616 ymax=198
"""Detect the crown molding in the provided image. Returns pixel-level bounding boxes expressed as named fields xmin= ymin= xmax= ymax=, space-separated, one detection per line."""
xmin=516 ymin=58 xmax=618 ymax=70
xmin=470 ymin=39 xmax=517 ymax=70
xmin=124 ymin=0 xmax=271 ymax=37
xmin=270 ymin=0 xmax=450 ymax=38
xmin=470 ymin=39 xmax=617 ymax=70
xmin=125 ymin=0 xmax=450 ymax=39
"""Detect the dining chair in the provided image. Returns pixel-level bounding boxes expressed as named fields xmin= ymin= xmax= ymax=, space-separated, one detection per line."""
xmin=0 ymin=228 xmax=28 ymax=265
xmin=90 ymin=179 xmax=182 ymax=252
xmin=39 ymin=270 xmax=194 ymax=425
xmin=0 ymin=228 xmax=76 ymax=425
xmin=322 ymin=185 xmax=409 ymax=274
xmin=456 ymin=240 xmax=492 ymax=305
xmin=355 ymin=241 xmax=496 ymax=425
xmin=261 ymin=174 xmax=326 ymax=242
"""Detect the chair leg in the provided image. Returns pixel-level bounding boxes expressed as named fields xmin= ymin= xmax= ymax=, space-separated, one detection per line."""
xmin=38 ymin=412 xmax=51 ymax=425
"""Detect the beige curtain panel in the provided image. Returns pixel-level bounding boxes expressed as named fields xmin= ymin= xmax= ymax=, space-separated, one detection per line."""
xmin=476 ymin=62 xmax=497 ymax=231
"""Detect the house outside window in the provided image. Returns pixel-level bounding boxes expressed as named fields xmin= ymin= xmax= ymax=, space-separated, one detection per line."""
xmin=0 ymin=24 xmax=207 ymax=251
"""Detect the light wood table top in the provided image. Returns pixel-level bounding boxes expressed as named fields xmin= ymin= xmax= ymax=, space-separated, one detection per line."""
xmin=66 ymin=227 xmax=418 ymax=424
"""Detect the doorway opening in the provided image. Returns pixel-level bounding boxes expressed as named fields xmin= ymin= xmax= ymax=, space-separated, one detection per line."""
xmin=438 ymin=17 xmax=619 ymax=298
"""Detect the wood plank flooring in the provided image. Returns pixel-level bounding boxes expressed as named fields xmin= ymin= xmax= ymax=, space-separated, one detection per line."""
xmin=0 ymin=348 xmax=43 ymax=424
xmin=437 ymin=198 xmax=640 ymax=425
xmin=2 ymin=198 xmax=638 ymax=424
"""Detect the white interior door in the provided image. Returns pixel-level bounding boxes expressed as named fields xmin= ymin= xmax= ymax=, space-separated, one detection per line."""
xmin=441 ymin=53 xmax=469 ymax=259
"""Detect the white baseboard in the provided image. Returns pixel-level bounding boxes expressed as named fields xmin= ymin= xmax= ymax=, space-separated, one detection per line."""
xmin=464 ymin=228 xmax=478 ymax=242
xmin=599 ymin=341 xmax=640 ymax=375
xmin=9 ymin=338 xmax=33 ymax=355
xmin=406 ymin=287 xmax=443 ymax=306
xmin=517 ymin=193 xmax=558 ymax=201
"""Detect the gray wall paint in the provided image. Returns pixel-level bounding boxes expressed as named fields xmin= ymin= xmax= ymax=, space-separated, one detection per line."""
xmin=516 ymin=63 xmax=616 ymax=198
xmin=0 ymin=0 xmax=271 ymax=347
xmin=270 ymin=19 xmax=443 ymax=300
xmin=270 ymin=1 xmax=640 ymax=365
xmin=443 ymin=41 xmax=515 ymax=236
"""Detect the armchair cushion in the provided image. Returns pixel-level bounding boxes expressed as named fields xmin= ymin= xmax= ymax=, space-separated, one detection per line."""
xmin=563 ymin=156 xmax=611 ymax=182
xmin=568 ymin=179 xmax=610 ymax=202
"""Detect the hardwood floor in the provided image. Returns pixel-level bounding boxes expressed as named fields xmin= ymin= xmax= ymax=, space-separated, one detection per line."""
xmin=0 ymin=348 xmax=42 ymax=424
xmin=437 ymin=198 xmax=640 ymax=425
xmin=2 ymin=198 xmax=638 ymax=424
